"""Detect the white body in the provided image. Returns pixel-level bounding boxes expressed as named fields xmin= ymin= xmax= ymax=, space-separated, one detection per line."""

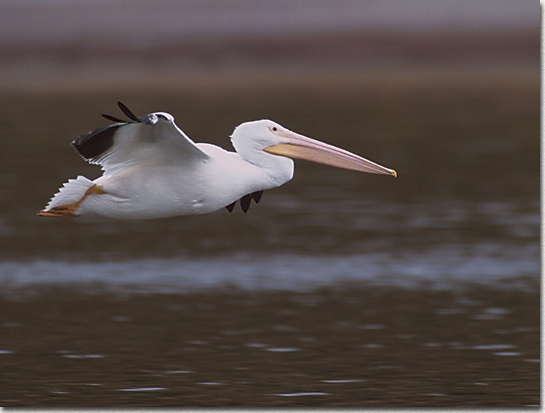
xmin=83 ymin=144 xmax=292 ymax=218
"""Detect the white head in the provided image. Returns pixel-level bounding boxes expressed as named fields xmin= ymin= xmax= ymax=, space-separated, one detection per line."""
xmin=231 ymin=119 xmax=397 ymax=185
xmin=231 ymin=120 xmax=295 ymax=186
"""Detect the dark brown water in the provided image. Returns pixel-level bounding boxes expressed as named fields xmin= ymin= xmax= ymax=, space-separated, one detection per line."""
xmin=0 ymin=287 xmax=540 ymax=407
xmin=0 ymin=65 xmax=539 ymax=406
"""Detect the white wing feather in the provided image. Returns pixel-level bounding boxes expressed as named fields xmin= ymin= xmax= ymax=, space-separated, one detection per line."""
xmin=73 ymin=112 xmax=209 ymax=175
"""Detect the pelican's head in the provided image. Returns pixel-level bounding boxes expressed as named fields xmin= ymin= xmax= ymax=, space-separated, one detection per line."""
xmin=231 ymin=119 xmax=397 ymax=179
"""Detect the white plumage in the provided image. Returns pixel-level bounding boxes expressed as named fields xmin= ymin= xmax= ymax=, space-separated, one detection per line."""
xmin=39 ymin=102 xmax=396 ymax=219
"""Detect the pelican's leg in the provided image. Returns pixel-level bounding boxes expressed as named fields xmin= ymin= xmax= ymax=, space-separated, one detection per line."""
xmin=38 ymin=185 xmax=105 ymax=217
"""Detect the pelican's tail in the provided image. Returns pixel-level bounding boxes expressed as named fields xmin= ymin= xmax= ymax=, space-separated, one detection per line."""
xmin=39 ymin=176 xmax=99 ymax=217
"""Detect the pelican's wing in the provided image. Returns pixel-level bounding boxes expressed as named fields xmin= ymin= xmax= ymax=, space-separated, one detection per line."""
xmin=72 ymin=102 xmax=209 ymax=175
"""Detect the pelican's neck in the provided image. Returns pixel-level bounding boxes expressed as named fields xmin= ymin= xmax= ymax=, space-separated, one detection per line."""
xmin=241 ymin=148 xmax=295 ymax=187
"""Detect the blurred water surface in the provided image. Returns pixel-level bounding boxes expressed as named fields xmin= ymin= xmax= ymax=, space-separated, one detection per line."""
xmin=0 ymin=68 xmax=539 ymax=293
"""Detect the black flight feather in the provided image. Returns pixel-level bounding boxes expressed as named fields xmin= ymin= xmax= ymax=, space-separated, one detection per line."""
xmin=117 ymin=101 xmax=141 ymax=123
xmin=72 ymin=124 xmax=121 ymax=161
xmin=101 ymin=113 xmax=126 ymax=123
xmin=72 ymin=102 xmax=145 ymax=163
xmin=240 ymin=194 xmax=252 ymax=213
xmin=226 ymin=191 xmax=264 ymax=214
xmin=251 ymin=191 xmax=263 ymax=204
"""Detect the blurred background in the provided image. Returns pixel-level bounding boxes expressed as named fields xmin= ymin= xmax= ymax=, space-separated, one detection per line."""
xmin=0 ymin=0 xmax=540 ymax=407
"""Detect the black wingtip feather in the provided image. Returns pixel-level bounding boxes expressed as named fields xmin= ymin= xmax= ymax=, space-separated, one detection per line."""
xmin=72 ymin=124 xmax=120 ymax=161
xmin=72 ymin=102 xmax=143 ymax=162
xmin=117 ymin=101 xmax=140 ymax=122
xmin=101 ymin=113 xmax=126 ymax=123
xmin=225 ymin=202 xmax=236 ymax=213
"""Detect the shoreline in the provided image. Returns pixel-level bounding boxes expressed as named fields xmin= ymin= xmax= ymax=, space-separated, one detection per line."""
xmin=0 ymin=61 xmax=538 ymax=95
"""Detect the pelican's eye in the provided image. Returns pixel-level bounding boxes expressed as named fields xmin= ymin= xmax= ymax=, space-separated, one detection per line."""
xmin=271 ymin=126 xmax=278 ymax=132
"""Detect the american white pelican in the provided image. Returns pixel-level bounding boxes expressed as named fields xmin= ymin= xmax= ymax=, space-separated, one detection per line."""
xmin=39 ymin=102 xmax=396 ymax=219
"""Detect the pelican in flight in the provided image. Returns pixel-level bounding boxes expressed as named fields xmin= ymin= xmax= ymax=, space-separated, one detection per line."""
xmin=39 ymin=102 xmax=396 ymax=219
